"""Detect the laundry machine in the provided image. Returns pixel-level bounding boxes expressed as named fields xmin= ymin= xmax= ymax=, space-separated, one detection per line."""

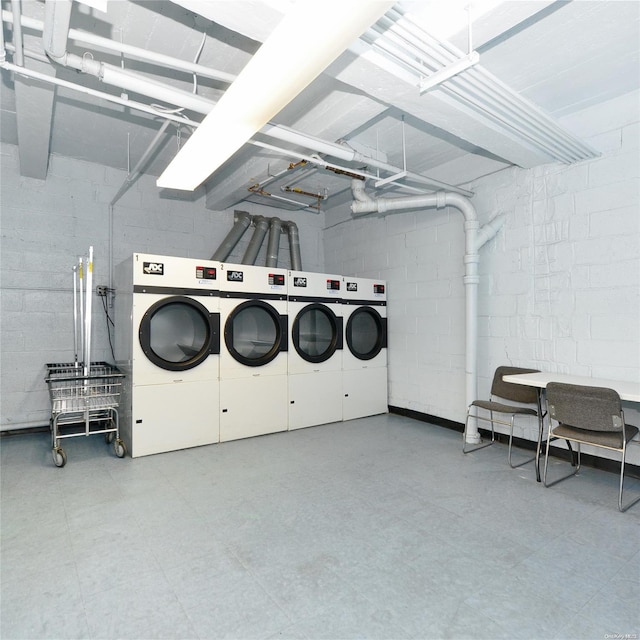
xmin=341 ymin=276 xmax=388 ymax=420
xmin=218 ymin=264 xmax=288 ymax=442
xmin=114 ymin=253 xmax=221 ymax=457
xmin=287 ymin=271 xmax=343 ymax=430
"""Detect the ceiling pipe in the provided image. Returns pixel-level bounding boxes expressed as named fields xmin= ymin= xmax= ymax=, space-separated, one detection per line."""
xmin=211 ymin=210 xmax=252 ymax=261
xmin=9 ymin=1 xmax=23 ymax=66
xmin=3 ymin=9 xmax=235 ymax=84
xmin=265 ymin=217 xmax=283 ymax=268
xmin=26 ymin=1 xmax=470 ymax=197
xmin=241 ymin=215 xmax=269 ymax=265
xmin=350 ymin=180 xmax=506 ymax=443
xmin=285 ymin=221 xmax=302 ymax=271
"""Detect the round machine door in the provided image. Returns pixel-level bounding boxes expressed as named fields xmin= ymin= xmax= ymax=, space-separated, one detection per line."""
xmin=224 ymin=300 xmax=287 ymax=367
xmin=139 ymin=296 xmax=219 ymax=371
xmin=292 ymin=304 xmax=342 ymax=363
xmin=345 ymin=306 xmax=387 ymax=361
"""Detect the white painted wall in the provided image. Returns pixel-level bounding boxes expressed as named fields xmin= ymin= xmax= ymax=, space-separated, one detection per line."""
xmin=0 ymin=146 xmax=324 ymax=430
xmin=324 ymin=89 xmax=640 ymax=465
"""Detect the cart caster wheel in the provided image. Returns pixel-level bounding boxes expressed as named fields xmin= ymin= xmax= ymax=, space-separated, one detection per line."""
xmin=53 ymin=448 xmax=67 ymax=468
xmin=114 ymin=439 xmax=126 ymax=458
xmin=105 ymin=432 xmax=115 ymax=444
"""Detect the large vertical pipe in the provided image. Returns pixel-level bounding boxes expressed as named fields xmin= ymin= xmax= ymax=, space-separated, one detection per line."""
xmin=286 ymin=221 xmax=302 ymax=270
xmin=350 ymin=182 xmax=505 ymax=444
xmin=10 ymin=0 xmax=23 ymax=66
xmin=241 ymin=216 xmax=269 ymax=265
xmin=265 ymin=217 xmax=282 ymax=267
xmin=211 ymin=210 xmax=251 ymax=261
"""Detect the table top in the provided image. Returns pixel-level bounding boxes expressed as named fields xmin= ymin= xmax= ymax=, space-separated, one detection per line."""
xmin=503 ymin=371 xmax=640 ymax=403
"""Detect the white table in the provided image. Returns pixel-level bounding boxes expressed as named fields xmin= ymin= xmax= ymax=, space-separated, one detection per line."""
xmin=503 ymin=371 xmax=640 ymax=481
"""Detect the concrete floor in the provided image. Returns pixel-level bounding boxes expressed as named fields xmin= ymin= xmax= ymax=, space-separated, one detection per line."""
xmin=1 ymin=413 xmax=639 ymax=639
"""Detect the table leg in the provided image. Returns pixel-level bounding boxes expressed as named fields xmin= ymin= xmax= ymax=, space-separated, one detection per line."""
xmin=535 ymin=389 xmax=546 ymax=483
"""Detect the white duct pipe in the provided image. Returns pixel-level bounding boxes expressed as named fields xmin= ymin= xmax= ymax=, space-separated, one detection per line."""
xmin=265 ymin=217 xmax=283 ymax=268
xmin=3 ymin=8 xmax=236 ymax=83
xmin=9 ymin=0 xmax=22 ymax=66
xmin=350 ymin=181 xmax=506 ymax=443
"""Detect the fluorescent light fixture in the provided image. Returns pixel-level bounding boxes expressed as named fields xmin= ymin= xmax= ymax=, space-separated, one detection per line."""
xmin=419 ymin=51 xmax=480 ymax=94
xmin=157 ymin=0 xmax=395 ymax=191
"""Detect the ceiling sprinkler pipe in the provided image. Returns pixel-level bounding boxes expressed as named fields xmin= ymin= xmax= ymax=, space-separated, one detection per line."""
xmin=211 ymin=210 xmax=251 ymax=260
xmin=265 ymin=217 xmax=283 ymax=268
xmin=241 ymin=216 xmax=269 ymax=265
xmin=285 ymin=221 xmax=302 ymax=271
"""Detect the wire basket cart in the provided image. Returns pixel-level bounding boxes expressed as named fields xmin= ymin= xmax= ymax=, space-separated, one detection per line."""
xmin=45 ymin=362 xmax=127 ymax=467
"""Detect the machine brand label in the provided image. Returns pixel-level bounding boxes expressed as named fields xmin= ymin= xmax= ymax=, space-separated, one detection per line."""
xmin=197 ymin=266 xmax=217 ymax=280
xmin=143 ymin=261 xmax=164 ymax=275
xmin=227 ymin=270 xmax=244 ymax=282
xmin=327 ymin=279 xmax=341 ymax=291
xmin=346 ymin=282 xmax=358 ymax=292
xmin=293 ymin=277 xmax=307 ymax=287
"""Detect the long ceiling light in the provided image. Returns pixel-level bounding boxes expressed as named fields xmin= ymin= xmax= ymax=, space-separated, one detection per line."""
xmin=157 ymin=0 xmax=395 ymax=191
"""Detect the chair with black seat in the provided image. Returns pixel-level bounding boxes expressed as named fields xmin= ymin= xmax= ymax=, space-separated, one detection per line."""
xmin=463 ymin=366 xmax=541 ymax=468
xmin=543 ymin=382 xmax=639 ymax=512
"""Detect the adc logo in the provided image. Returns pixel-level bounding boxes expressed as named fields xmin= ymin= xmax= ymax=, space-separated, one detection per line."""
xmin=293 ymin=277 xmax=307 ymax=287
xmin=143 ymin=262 xmax=164 ymax=275
xmin=346 ymin=282 xmax=358 ymax=292
xmin=227 ymin=270 xmax=244 ymax=282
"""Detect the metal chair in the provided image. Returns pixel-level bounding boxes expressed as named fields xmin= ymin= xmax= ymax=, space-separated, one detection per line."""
xmin=543 ymin=382 xmax=640 ymax=512
xmin=463 ymin=366 xmax=541 ymax=468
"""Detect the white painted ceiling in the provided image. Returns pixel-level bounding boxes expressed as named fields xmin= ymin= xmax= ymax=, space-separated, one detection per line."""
xmin=1 ymin=0 xmax=639 ymax=215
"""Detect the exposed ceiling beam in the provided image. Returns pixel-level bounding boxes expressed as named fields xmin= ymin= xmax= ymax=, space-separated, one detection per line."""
xmin=14 ymin=59 xmax=55 ymax=180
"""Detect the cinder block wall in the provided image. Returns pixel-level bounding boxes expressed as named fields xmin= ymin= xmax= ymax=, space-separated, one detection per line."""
xmin=0 ymin=148 xmax=324 ymax=431
xmin=324 ymin=90 xmax=640 ymax=465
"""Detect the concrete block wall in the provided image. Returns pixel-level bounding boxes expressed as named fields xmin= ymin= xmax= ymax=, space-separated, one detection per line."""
xmin=0 ymin=145 xmax=324 ymax=430
xmin=324 ymin=89 xmax=640 ymax=465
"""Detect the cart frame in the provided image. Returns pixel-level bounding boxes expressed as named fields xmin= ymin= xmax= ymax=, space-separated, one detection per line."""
xmin=45 ymin=361 xmax=127 ymax=466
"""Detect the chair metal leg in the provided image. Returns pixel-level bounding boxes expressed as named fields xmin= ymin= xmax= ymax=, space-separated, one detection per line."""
xmin=618 ymin=442 xmax=640 ymax=512
xmin=508 ymin=415 xmax=535 ymax=469
xmin=462 ymin=409 xmax=495 ymax=454
xmin=543 ymin=436 xmax=580 ymax=488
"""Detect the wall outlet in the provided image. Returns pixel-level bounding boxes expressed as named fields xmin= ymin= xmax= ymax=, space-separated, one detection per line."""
xmin=96 ymin=285 xmax=109 ymax=296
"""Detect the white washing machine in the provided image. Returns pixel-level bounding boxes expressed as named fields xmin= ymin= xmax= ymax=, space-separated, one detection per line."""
xmin=341 ymin=276 xmax=388 ymax=420
xmin=219 ymin=264 xmax=288 ymax=442
xmin=288 ymin=271 xmax=343 ymax=430
xmin=114 ymin=253 xmax=221 ymax=457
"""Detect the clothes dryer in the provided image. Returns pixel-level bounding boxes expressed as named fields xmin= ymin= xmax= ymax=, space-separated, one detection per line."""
xmin=114 ymin=253 xmax=221 ymax=457
xmin=341 ymin=276 xmax=388 ymax=420
xmin=219 ymin=264 xmax=288 ymax=442
xmin=288 ymin=271 xmax=343 ymax=430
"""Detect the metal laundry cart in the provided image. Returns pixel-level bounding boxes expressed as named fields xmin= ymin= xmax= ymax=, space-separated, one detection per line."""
xmin=45 ymin=362 xmax=126 ymax=467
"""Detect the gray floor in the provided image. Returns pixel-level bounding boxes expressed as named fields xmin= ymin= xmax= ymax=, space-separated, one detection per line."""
xmin=1 ymin=413 xmax=639 ymax=640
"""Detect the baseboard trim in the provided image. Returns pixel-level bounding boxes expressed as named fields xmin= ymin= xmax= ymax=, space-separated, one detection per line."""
xmin=389 ymin=405 xmax=640 ymax=480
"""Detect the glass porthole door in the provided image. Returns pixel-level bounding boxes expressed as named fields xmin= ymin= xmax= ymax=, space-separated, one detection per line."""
xmin=292 ymin=304 xmax=342 ymax=363
xmin=139 ymin=297 xmax=219 ymax=371
xmin=224 ymin=300 xmax=287 ymax=366
xmin=345 ymin=306 xmax=386 ymax=361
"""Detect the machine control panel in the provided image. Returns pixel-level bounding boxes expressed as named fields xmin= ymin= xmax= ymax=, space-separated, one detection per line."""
xmin=196 ymin=266 xmax=217 ymax=280
xmin=269 ymin=273 xmax=286 ymax=287
xmin=326 ymin=279 xmax=341 ymax=291
xmin=374 ymin=284 xmax=385 ymax=294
